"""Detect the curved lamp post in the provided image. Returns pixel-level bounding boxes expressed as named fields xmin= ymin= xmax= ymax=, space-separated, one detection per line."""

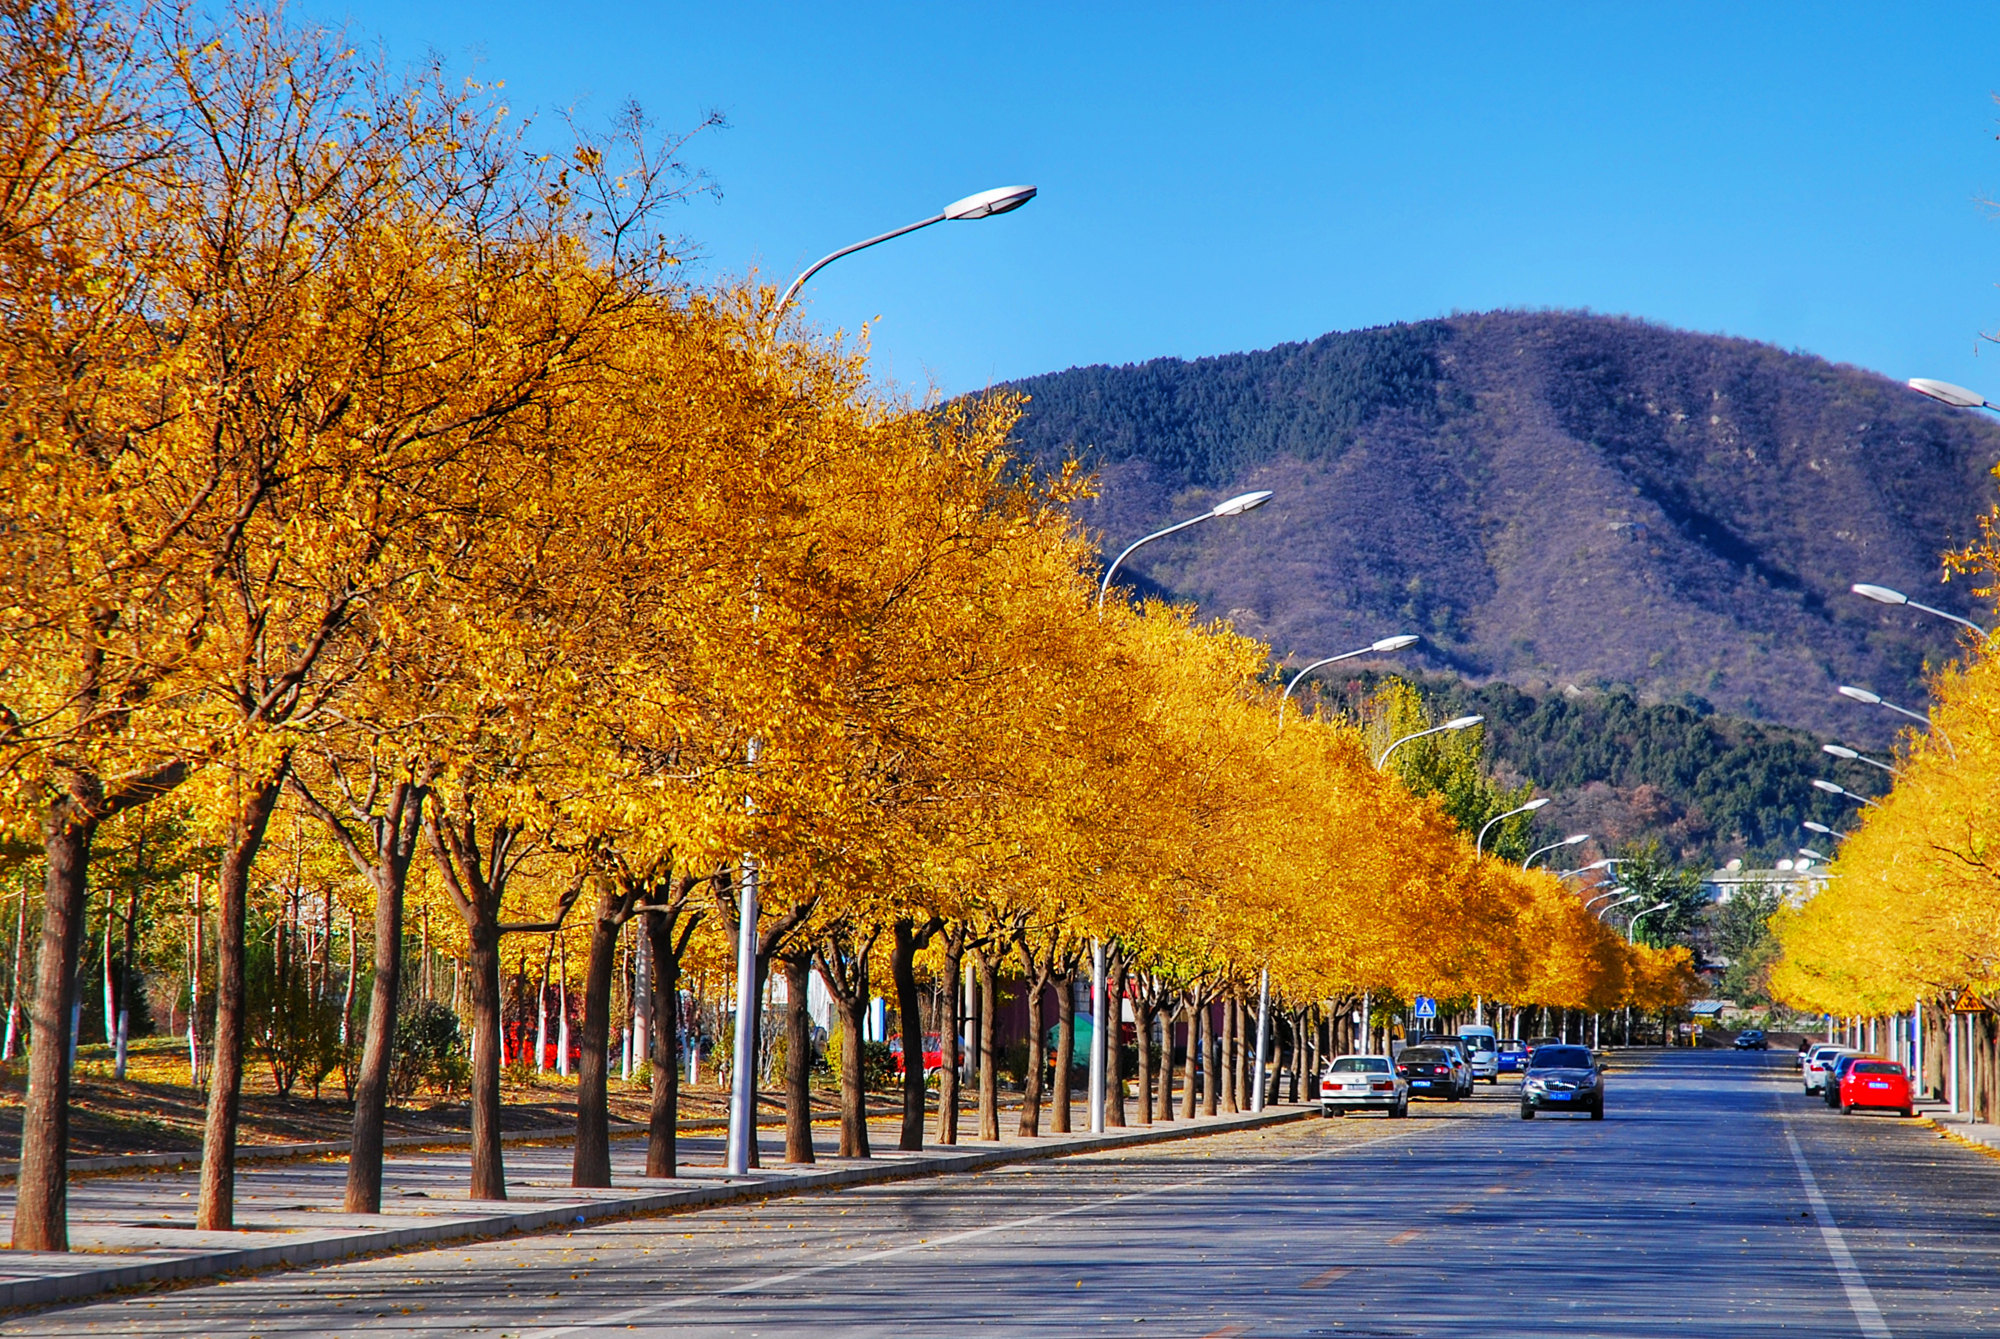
xmin=774 ymin=185 xmax=1037 ymax=319
xmin=1525 ymin=833 xmax=1590 ymax=870
xmin=1097 ymin=491 xmax=1275 ymax=614
xmin=1852 ymin=582 xmax=1988 ymax=637
xmin=733 ymin=183 xmax=1035 ymax=1177
xmin=1836 ymin=684 xmax=1931 ymax=729
xmin=1909 ymin=377 xmax=1998 ymax=412
xmin=1803 ymin=820 xmax=1849 ymax=842
xmin=1799 ymin=846 xmax=1830 ymax=863
xmin=1584 ymin=886 xmax=1632 ymax=913
xmin=1595 ymin=894 xmax=1640 ymax=921
xmin=1277 ymin=634 xmax=1420 ymax=732
xmin=1627 ymin=900 xmax=1673 ymax=943
xmin=1812 ymin=777 xmax=1880 ymax=809
xmin=1558 ymin=857 xmax=1623 ymax=880
xmin=1475 ymin=796 xmax=1548 ymax=856
xmin=1823 ymin=742 xmax=1901 ymax=778
xmin=1376 ymin=715 xmax=1484 ymax=771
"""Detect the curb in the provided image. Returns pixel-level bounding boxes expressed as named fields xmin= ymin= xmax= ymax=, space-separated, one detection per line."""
xmin=0 ymin=1106 xmax=1315 ymax=1312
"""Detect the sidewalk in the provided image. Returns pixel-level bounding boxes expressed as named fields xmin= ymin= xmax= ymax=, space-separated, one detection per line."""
xmin=0 ymin=1104 xmax=1315 ymax=1311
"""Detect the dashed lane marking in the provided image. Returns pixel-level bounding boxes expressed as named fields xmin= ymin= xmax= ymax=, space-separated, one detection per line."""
xmin=1387 ymin=1229 xmax=1423 ymax=1245
xmin=1299 ymin=1266 xmax=1350 ymax=1290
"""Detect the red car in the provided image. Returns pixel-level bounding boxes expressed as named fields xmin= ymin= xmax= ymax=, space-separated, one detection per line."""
xmin=888 ymin=1033 xmax=944 ymax=1076
xmin=1837 ymin=1057 xmax=1913 ymax=1117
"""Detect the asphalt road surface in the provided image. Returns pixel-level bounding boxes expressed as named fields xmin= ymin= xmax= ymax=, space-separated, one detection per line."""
xmin=16 ymin=1049 xmax=2000 ymax=1337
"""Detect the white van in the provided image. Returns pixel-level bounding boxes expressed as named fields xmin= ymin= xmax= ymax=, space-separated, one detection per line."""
xmin=1457 ymin=1026 xmax=1500 ymax=1083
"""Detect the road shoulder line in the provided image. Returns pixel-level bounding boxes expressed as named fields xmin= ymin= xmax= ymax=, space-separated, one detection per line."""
xmin=1783 ymin=1123 xmax=1891 ymax=1339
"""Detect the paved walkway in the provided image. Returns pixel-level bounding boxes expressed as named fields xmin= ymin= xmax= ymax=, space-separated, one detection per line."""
xmin=0 ymin=1105 xmax=1312 ymax=1311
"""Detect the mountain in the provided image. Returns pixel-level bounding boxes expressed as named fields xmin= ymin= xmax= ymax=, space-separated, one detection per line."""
xmin=1003 ymin=310 xmax=2000 ymax=746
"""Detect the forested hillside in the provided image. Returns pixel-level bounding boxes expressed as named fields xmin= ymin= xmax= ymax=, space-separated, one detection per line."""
xmin=1002 ymin=311 xmax=2000 ymax=743
xmin=1320 ymin=671 xmax=1884 ymax=869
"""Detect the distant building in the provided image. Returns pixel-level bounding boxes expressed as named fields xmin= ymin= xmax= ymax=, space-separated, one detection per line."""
xmin=1703 ymin=857 xmax=1828 ymax=906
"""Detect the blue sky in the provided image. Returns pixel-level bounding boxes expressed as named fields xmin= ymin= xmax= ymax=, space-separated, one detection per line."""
xmin=303 ymin=2 xmax=2000 ymax=399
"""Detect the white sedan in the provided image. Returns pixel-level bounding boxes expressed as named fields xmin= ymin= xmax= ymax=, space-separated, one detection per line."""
xmin=1318 ymin=1055 xmax=1409 ymax=1117
xmin=1803 ymin=1045 xmax=1853 ymax=1095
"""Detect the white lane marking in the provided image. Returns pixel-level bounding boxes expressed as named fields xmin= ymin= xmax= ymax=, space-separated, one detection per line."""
xmin=521 ymin=1122 xmax=1447 ymax=1338
xmin=1784 ymin=1125 xmax=1891 ymax=1338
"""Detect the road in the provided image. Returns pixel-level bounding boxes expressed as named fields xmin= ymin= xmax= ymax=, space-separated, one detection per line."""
xmin=14 ymin=1049 xmax=2000 ymax=1337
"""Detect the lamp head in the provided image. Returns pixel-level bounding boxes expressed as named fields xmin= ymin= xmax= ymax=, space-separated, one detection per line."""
xmin=1823 ymin=744 xmax=1858 ymax=760
xmin=1908 ymin=377 xmax=1989 ymax=409
xmin=1563 ymin=833 xmax=1589 ymax=846
xmin=1799 ymin=847 xmax=1829 ymax=862
xmin=1803 ymin=821 xmax=1834 ymax=836
xmin=1811 ymin=779 xmax=1844 ymax=796
xmin=1852 ymin=583 xmax=1909 ymax=607
xmin=1372 ymin=634 xmax=1420 ymax=653
xmin=1444 ymin=715 xmax=1485 ymax=731
xmin=942 ymin=185 xmax=1038 ymax=220
xmin=1837 ymin=685 xmax=1882 ymax=706
xmin=1211 ymin=489 xmax=1274 ymax=517
xmin=1522 ymin=797 xmax=1550 ymax=812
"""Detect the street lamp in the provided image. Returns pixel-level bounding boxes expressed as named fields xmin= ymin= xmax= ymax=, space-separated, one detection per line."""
xmin=1823 ymin=743 xmax=1902 ymax=778
xmin=1908 ymin=377 xmax=1997 ymax=411
xmin=1836 ymin=684 xmax=1932 ymax=729
xmin=731 ymin=184 xmax=1036 ymax=1178
xmin=1097 ymin=491 xmax=1275 ymax=614
xmin=1799 ymin=846 xmax=1831 ymax=863
xmin=1803 ymin=820 xmax=1848 ymax=842
xmin=1851 ymin=582 xmax=1988 ymax=637
xmin=1524 ymin=834 xmax=1590 ymax=869
xmin=1627 ymin=900 xmax=1673 ymax=943
xmin=1475 ymin=796 xmax=1549 ymax=856
xmin=1584 ymin=886 xmax=1632 ymax=913
xmin=1811 ymin=778 xmax=1880 ymax=809
xmin=1557 ymin=857 xmax=1623 ymax=880
xmin=1595 ymin=894 xmax=1640 ymax=921
xmin=1376 ymin=715 xmax=1484 ymax=770
xmin=774 ymin=185 xmax=1038 ymax=318
xmin=1276 ymin=634 xmax=1420 ymax=732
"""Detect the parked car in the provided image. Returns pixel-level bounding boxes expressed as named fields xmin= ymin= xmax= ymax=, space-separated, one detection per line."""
xmin=1496 ymin=1039 xmax=1530 ymax=1074
xmin=1837 ymin=1058 xmax=1914 ymax=1117
xmin=1318 ymin=1054 xmax=1409 ymax=1117
xmin=1524 ymin=1035 xmax=1563 ymax=1057
xmin=1733 ymin=1028 xmax=1768 ymax=1050
xmin=1823 ymin=1053 xmax=1874 ymax=1108
xmin=1393 ymin=1045 xmax=1463 ymax=1101
xmin=1425 ymin=1037 xmax=1476 ymax=1096
xmin=1456 ymin=1028 xmax=1501 ymax=1083
xmin=888 ymin=1033 xmax=944 ymax=1077
xmin=1520 ymin=1043 xmax=1604 ymax=1119
xmin=1803 ymin=1045 xmax=1853 ymax=1095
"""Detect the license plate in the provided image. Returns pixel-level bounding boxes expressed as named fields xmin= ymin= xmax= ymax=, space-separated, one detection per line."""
xmin=1412 ymin=1080 xmax=1432 ymax=1088
xmin=1548 ymin=1092 xmax=1572 ymax=1101
xmin=1867 ymin=1082 xmax=1888 ymax=1089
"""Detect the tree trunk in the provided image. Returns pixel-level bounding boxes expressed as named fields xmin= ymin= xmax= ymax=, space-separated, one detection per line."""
xmin=10 ymin=801 xmax=97 ymax=1251
xmin=1185 ymin=997 xmax=1205 ymax=1118
xmin=1158 ymin=999 xmax=1179 ymax=1121
xmin=644 ymin=906 xmax=690 ymax=1178
xmin=977 ymin=950 xmax=999 ymax=1141
xmin=1017 ymin=967 xmax=1049 ymax=1138
xmin=1222 ymin=993 xmax=1241 ymax=1113
xmin=891 ymin=918 xmax=936 ymax=1152
xmin=466 ymin=919 xmax=506 ymax=1200
xmin=934 ymin=927 xmax=964 ymax=1145
xmin=196 ymin=765 xmax=287 ymax=1232
xmin=572 ymin=897 xmax=623 ymax=1188
xmin=345 ymin=856 xmax=404 ymax=1212
xmin=1136 ymin=996 xmax=1155 ymax=1125
xmin=781 ymin=951 xmax=814 ymax=1164
xmin=1052 ymin=972 xmax=1075 ymax=1133
xmin=1105 ymin=958 xmax=1126 ymax=1128
xmin=835 ymin=989 xmax=869 ymax=1158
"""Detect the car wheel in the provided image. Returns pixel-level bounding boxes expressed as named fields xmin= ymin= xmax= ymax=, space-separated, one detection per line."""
xmin=1329 ymin=1107 xmax=1346 ymax=1117
xmin=1447 ymin=1089 xmax=1461 ymax=1102
xmin=1486 ymin=1076 xmax=1498 ymax=1085
xmin=1901 ymin=1107 xmax=1914 ymax=1119
xmin=1520 ymin=1103 xmax=1535 ymax=1120
xmin=1391 ymin=1100 xmax=1408 ymax=1118
xmin=1590 ymin=1101 xmax=1604 ymax=1120
xmin=1840 ymin=1102 xmax=1853 ymax=1115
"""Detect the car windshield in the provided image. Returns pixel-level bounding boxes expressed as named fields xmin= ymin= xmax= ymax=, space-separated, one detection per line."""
xmin=1400 ymin=1048 xmax=1444 ymax=1063
xmin=1529 ymin=1046 xmax=1593 ymax=1070
xmin=1459 ymin=1038 xmax=1494 ymax=1053
xmin=1330 ymin=1057 xmax=1390 ymax=1074
xmin=1854 ymin=1062 xmax=1903 ymax=1076
xmin=1500 ymin=1040 xmax=1526 ymax=1051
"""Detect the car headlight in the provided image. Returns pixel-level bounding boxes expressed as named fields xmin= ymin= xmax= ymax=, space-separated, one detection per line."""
xmin=1524 ymin=1077 xmax=1545 ymax=1091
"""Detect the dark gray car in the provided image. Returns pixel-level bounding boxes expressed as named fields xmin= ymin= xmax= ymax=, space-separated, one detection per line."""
xmin=1520 ymin=1043 xmax=1604 ymax=1119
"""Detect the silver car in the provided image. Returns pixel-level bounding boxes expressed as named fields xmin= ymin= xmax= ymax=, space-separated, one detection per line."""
xmin=1803 ymin=1045 xmax=1853 ymax=1094
xmin=1318 ymin=1054 xmax=1409 ymax=1117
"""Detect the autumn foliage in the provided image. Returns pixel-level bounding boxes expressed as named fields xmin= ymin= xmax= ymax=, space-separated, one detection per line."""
xmin=0 ymin=1 xmax=1687 ymax=1251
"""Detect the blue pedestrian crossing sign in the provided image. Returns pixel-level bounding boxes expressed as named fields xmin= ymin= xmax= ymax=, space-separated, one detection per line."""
xmin=1412 ymin=997 xmax=1438 ymax=1020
